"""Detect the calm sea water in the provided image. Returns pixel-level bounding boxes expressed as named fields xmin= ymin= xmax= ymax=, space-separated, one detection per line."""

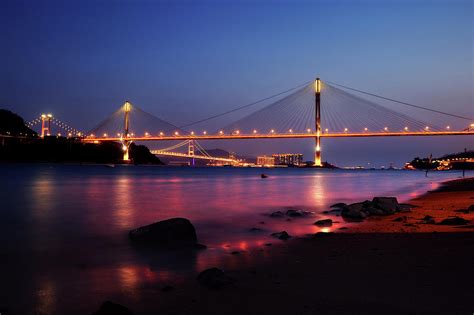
xmin=0 ymin=164 xmax=468 ymax=314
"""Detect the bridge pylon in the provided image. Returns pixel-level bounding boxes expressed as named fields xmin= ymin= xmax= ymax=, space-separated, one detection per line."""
xmin=41 ymin=113 xmax=53 ymax=137
xmin=188 ymin=140 xmax=196 ymax=166
xmin=122 ymin=101 xmax=132 ymax=161
xmin=314 ymin=78 xmax=322 ymax=166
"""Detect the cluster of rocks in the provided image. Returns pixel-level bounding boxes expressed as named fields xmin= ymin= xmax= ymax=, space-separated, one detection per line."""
xmin=330 ymin=197 xmax=409 ymax=220
xmin=269 ymin=209 xmax=313 ymax=218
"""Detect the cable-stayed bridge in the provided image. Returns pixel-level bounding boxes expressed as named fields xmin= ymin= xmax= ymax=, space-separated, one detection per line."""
xmin=27 ymin=78 xmax=474 ymax=165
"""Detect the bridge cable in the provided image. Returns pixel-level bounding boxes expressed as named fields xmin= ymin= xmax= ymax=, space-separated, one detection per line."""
xmin=326 ymin=81 xmax=473 ymax=121
xmin=179 ymin=80 xmax=313 ymax=129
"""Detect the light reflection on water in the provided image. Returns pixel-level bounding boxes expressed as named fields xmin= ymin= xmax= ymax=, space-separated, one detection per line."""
xmin=0 ymin=164 xmax=468 ymax=314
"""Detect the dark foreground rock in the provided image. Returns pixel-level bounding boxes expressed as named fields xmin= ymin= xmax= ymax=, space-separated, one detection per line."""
xmin=197 ymin=268 xmax=234 ymax=289
xmin=438 ymin=217 xmax=470 ymax=226
xmin=421 ymin=215 xmax=436 ymax=224
xmin=129 ymin=218 xmax=202 ymax=248
xmin=271 ymin=231 xmax=291 ymax=240
xmin=314 ymin=219 xmax=333 ymax=227
xmin=92 ymin=301 xmax=133 ymax=315
xmin=269 ymin=211 xmax=285 ymax=218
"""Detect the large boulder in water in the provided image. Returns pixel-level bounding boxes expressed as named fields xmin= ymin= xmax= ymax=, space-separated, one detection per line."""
xmin=197 ymin=268 xmax=234 ymax=289
xmin=92 ymin=301 xmax=133 ymax=315
xmin=129 ymin=218 xmax=200 ymax=248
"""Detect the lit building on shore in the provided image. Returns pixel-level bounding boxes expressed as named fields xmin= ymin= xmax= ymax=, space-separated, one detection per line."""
xmin=272 ymin=153 xmax=303 ymax=166
xmin=256 ymin=155 xmax=275 ymax=166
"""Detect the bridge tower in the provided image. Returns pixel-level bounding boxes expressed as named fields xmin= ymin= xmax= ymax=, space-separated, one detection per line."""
xmin=314 ymin=78 xmax=322 ymax=166
xmin=188 ymin=140 xmax=196 ymax=166
xmin=122 ymin=101 xmax=132 ymax=161
xmin=41 ymin=113 xmax=53 ymax=137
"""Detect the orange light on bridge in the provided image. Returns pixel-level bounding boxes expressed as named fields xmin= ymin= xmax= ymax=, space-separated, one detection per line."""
xmin=190 ymin=131 xmax=195 ymax=135
xmin=325 ymin=128 xmax=329 ymax=133
xmin=344 ymin=128 xmax=348 ymax=132
xmin=159 ymin=132 xmax=164 ymax=136
xmin=235 ymin=130 xmax=240 ymax=135
xmin=288 ymin=129 xmax=293 ymax=133
xmin=103 ymin=133 xmax=108 ymax=137
xmin=203 ymin=131 xmax=207 ymax=135
xmin=307 ymin=128 xmax=311 ymax=133
xmin=446 ymin=126 xmax=450 ymax=130
xmin=219 ymin=130 xmax=224 ymax=135
xmin=174 ymin=131 xmax=179 ymax=136
xmin=270 ymin=129 xmax=275 ymax=134
xmin=253 ymin=129 xmax=258 ymax=134
xmin=384 ymin=127 xmax=388 ymax=131
xmin=364 ymin=127 xmax=368 ymax=132
xmin=90 ymin=134 xmax=95 ymax=137
xmin=425 ymin=126 xmax=430 ymax=131
xmin=404 ymin=127 xmax=408 ymax=131
xmin=144 ymin=132 xmax=150 ymax=137
xmin=68 ymin=132 xmax=72 ymax=137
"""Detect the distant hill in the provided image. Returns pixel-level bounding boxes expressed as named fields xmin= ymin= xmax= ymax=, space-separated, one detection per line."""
xmin=0 ymin=109 xmax=37 ymax=136
xmin=406 ymin=150 xmax=474 ymax=170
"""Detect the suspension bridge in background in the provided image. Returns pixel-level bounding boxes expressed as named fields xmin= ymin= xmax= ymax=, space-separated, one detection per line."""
xmin=25 ymin=78 xmax=474 ymax=165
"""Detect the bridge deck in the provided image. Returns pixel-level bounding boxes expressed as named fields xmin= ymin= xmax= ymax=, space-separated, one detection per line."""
xmin=83 ymin=130 xmax=474 ymax=142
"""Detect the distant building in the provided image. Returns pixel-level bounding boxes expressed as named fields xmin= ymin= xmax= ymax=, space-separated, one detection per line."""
xmin=256 ymin=155 xmax=275 ymax=166
xmin=272 ymin=153 xmax=303 ymax=166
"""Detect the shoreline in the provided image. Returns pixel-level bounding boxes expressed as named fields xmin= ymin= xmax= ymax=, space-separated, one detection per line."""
xmin=341 ymin=177 xmax=474 ymax=233
xmin=128 ymin=177 xmax=474 ymax=315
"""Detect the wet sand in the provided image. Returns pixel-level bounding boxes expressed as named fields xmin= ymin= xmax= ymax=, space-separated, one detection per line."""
xmin=131 ymin=177 xmax=474 ymax=315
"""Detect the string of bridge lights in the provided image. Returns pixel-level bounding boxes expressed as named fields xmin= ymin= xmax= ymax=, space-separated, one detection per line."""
xmin=85 ymin=125 xmax=455 ymax=138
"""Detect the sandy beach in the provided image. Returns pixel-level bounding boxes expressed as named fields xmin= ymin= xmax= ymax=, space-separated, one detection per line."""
xmin=123 ymin=177 xmax=474 ymax=315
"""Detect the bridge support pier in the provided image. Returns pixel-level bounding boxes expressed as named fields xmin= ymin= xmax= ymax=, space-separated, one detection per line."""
xmin=123 ymin=144 xmax=130 ymax=161
xmin=314 ymin=78 xmax=322 ymax=167
xmin=122 ymin=101 xmax=132 ymax=162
